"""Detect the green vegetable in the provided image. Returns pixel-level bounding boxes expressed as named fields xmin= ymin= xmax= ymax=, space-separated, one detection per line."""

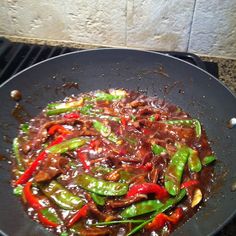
xmin=94 ymin=91 xmax=126 ymax=101
xmin=80 ymin=104 xmax=94 ymax=115
xmin=149 ymin=115 xmax=155 ymax=122
xmin=165 ymin=147 xmax=190 ymax=196
xmin=91 ymin=166 xmax=113 ymax=175
xmin=92 ymin=220 xmax=145 ymax=226
xmin=151 ymin=144 xmax=167 ymax=155
xmin=93 ymin=120 xmax=121 ymax=144
xmin=46 ymin=99 xmax=83 ymax=116
xmin=202 ymin=155 xmax=216 ymax=166
xmin=163 ymin=119 xmax=202 ymax=138
xmin=121 ymin=200 xmax=164 ymax=219
xmin=60 ymin=232 xmax=69 ymax=236
xmin=188 ymin=148 xmax=202 ymax=172
xmin=130 ymin=115 xmax=136 ymax=121
xmin=127 ymin=189 xmax=186 ymax=236
xmin=75 ymin=174 xmax=128 ymax=196
xmin=20 ymin=123 xmax=29 ymax=133
xmin=13 ymin=185 xmax=23 ymax=196
xmin=12 ymin=138 xmax=24 ymax=171
xmin=47 ymin=137 xmax=87 ymax=154
xmin=40 ymin=180 xmax=85 ymax=210
xmin=40 ymin=208 xmax=62 ymax=224
xmin=91 ymin=193 xmax=106 ymax=206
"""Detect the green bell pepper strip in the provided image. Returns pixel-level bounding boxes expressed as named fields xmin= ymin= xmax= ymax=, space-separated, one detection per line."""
xmin=165 ymin=147 xmax=190 ymax=196
xmin=202 ymin=155 xmax=216 ymax=166
xmin=91 ymin=193 xmax=106 ymax=206
xmin=163 ymin=119 xmax=202 ymax=138
xmin=151 ymin=144 xmax=167 ymax=155
xmin=121 ymin=200 xmax=164 ymax=219
xmin=127 ymin=189 xmax=186 ymax=236
xmin=75 ymin=174 xmax=128 ymax=196
xmin=13 ymin=138 xmax=24 ymax=171
xmin=93 ymin=120 xmax=121 ymax=144
xmin=94 ymin=91 xmax=125 ymax=101
xmin=188 ymin=148 xmax=202 ymax=172
xmin=40 ymin=180 xmax=85 ymax=210
xmin=47 ymin=137 xmax=87 ymax=154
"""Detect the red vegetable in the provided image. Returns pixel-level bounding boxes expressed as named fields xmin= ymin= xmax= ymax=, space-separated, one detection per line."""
xmin=48 ymin=124 xmax=72 ymax=135
xmin=121 ymin=117 xmax=129 ymax=126
xmin=126 ymin=183 xmax=168 ymax=200
xmin=23 ymin=182 xmax=42 ymax=210
xmin=181 ymin=180 xmax=199 ymax=189
xmin=77 ymin=150 xmax=90 ymax=171
xmin=67 ymin=204 xmax=89 ymax=227
xmin=38 ymin=211 xmax=59 ymax=228
xmin=147 ymin=207 xmax=183 ymax=230
xmin=64 ymin=112 xmax=80 ymax=119
xmin=137 ymin=162 xmax=153 ymax=171
xmin=89 ymin=139 xmax=101 ymax=150
xmin=15 ymin=136 xmax=65 ymax=185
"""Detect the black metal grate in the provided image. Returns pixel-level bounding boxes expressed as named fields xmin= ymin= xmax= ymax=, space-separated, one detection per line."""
xmin=0 ymin=38 xmax=219 ymax=85
xmin=0 ymin=38 xmax=78 ymax=84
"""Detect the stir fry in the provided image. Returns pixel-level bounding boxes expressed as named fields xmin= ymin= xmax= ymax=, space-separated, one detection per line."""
xmin=12 ymin=89 xmax=215 ymax=236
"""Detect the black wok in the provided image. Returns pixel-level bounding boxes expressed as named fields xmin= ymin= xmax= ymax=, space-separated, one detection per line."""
xmin=0 ymin=49 xmax=235 ymax=236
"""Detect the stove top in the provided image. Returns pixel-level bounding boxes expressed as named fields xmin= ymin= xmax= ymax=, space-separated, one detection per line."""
xmin=0 ymin=37 xmax=234 ymax=236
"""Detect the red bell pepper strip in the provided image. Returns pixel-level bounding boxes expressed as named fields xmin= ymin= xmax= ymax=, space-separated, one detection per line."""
xmin=38 ymin=211 xmax=59 ymax=228
xmin=48 ymin=124 xmax=72 ymax=135
xmin=67 ymin=204 xmax=89 ymax=227
xmin=64 ymin=112 xmax=80 ymax=119
xmin=15 ymin=136 xmax=65 ymax=185
xmin=77 ymin=150 xmax=90 ymax=171
xmin=89 ymin=139 xmax=101 ymax=150
xmin=146 ymin=207 xmax=183 ymax=230
xmin=126 ymin=183 xmax=168 ymax=200
xmin=121 ymin=117 xmax=129 ymax=126
xmin=23 ymin=182 xmax=43 ymax=210
xmin=181 ymin=180 xmax=199 ymax=189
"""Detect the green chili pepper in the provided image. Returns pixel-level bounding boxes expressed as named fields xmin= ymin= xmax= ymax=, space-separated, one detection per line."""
xmin=20 ymin=123 xmax=29 ymax=133
xmin=75 ymin=174 xmax=128 ymax=196
xmin=39 ymin=207 xmax=62 ymax=224
xmin=13 ymin=185 xmax=23 ymax=196
xmin=163 ymin=119 xmax=202 ymax=138
xmin=93 ymin=120 xmax=121 ymax=144
xmin=80 ymin=104 xmax=94 ymax=115
xmin=121 ymin=200 xmax=164 ymax=219
xmin=12 ymin=138 xmax=24 ymax=171
xmin=165 ymin=147 xmax=190 ymax=196
xmin=188 ymin=148 xmax=202 ymax=172
xmin=94 ymin=91 xmax=125 ymax=101
xmin=91 ymin=193 xmax=106 ymax=206
xmin=91 ymin=166 xmax=113 ymax=175
xmin=130 ymin=115 xmax=136 ymax=121
xmin=202 ymin=155 xmax=216 ymax=166
xmin=46 ymin=99 xmax=84 ymax=116
xmin=151 ymin=144 xmax=167 ymax=155
xmin=40 ymin=180 xmax=85 ymax=210
xmin=127 ymin=189 xmax=186 ymax=236
xmin=60 ymin=232 xmax=69 ymax=236
xmin=47 ymin=137 xmax=87 ymax=154
xmin=149 ymin=115 xmax=155 ymax=122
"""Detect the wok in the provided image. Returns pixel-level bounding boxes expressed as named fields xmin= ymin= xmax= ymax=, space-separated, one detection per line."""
xmin=0 ymin=49 xmax=235 ymax=236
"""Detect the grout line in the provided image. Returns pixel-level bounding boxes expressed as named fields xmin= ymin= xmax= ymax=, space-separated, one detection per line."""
xmin=187 ymin=0 xmax=197 ymax=51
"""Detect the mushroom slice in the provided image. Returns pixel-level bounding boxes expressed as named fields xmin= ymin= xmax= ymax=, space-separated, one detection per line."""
xmin=191 ymin=188 xmax=202 ymax=208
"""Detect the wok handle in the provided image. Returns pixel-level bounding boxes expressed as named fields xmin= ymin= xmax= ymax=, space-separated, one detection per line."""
xmin=159 ymin=51 xmax=206 ymax=71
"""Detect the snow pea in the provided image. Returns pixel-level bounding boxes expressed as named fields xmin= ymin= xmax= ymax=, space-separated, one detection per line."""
xmin=165 ymin=147 xmax=190 ymax=196
xmin=121 ymin=200 xmax=164 ymax=219
xmin=91 ymin=193 xmax=106 ymax=206
xmin=46 ymin=98 xmax=84 ymax=116
xmin=163 ymin=119 xmax=202 ymax=138
xmin=75 ymin=174 xmax=128 ymax=196
xmin=188 ymin=148 xmax=202 ymax=172
xmin=47 ymin=137 xmax=87 ymax=154
xmin=151 ymin=143 xmax=167 ymax=155
xmin=94 ymin=90 xmax=126 ymax=101
xmin=202 ymin=155 xmax=216 ymax=166
xmin=40 ymin=180 xmax=85 ymax=210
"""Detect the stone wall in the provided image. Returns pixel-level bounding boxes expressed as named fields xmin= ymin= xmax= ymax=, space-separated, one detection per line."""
xmin=0 ymin=0 xmax=235 ymax=58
